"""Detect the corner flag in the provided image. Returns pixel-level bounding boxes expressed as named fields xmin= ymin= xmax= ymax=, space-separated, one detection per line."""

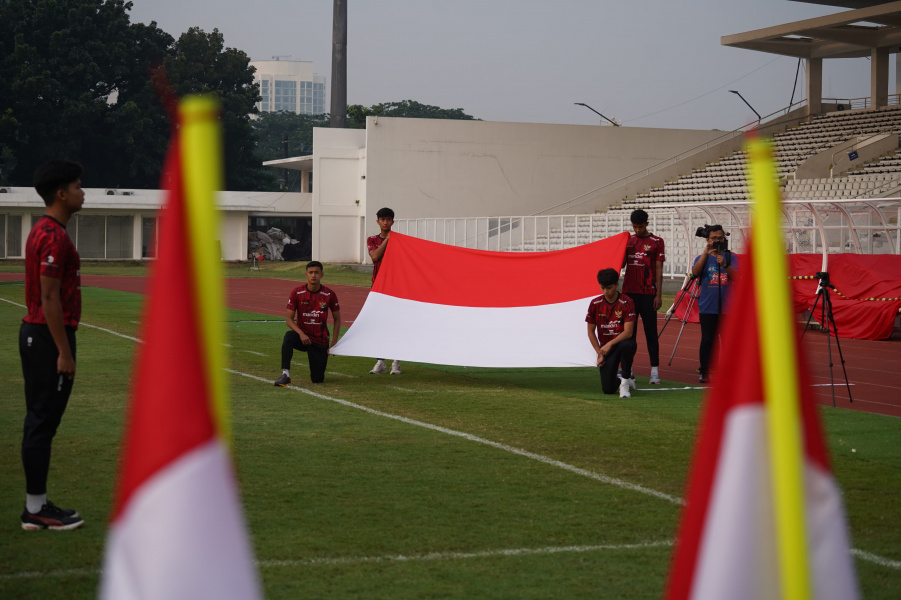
xmin=98 ymin=96 xmax=261 ymax=599
xmin=664 ymin=136 xmax=859 ymax=600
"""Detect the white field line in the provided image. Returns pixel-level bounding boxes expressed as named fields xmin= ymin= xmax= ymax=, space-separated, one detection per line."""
xmin=388 ymin=386 xmax=505 ymax=394
xmin=231 ymin=369 xmax=683 ymax=505
xmin=640 ymin=386 xmax=708 ymax=392
xmin=0 ymin=541 xmax=673 ymax=581
xmin=1 ymin=295 xmax=897 ymax=573
xmin=241 ymin=350 xmax=266 ymax=356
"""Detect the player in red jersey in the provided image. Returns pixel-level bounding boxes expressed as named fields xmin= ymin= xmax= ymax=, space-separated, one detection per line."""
xmin=622 ymin=209 xmax=665 ymax=385
xmin=19 ymin=160 xmax=85 ymax=530
xmin=586 ymin=268 xmax=638 ymax=398
xmin=366 ymin=207 xmax=401 ymax=375
xmin=274 ymin=261 xmax=342 ymax=385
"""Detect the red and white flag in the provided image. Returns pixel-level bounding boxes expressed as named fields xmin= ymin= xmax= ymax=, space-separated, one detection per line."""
xmin=99 ymin=96 xmax=261 ymax=600
xmin=331 ymin=232 xmax=629 ymax=367
xmin=666 ymin=136 xmax=858 ymax=600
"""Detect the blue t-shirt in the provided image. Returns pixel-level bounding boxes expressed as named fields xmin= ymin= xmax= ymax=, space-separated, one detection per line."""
xmin=693 ymin=252 xmax=739 ymax=314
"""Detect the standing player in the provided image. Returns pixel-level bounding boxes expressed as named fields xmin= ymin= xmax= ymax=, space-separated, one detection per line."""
xmin=366 ymin=207 xmax=401 ymax=375
xmin=622 ymin=209 xmax=665 ymax=385
xmin=586 ymin=268 xmax=638 ymax=398
xmin=274 ymin=261 xmax=342 ymax=385
xmin=19 ymin=160 xmax=85 ymax=530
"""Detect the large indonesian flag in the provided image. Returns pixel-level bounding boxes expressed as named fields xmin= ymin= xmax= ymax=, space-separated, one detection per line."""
xmin=331 ymin=232 xmax=629 ymax=367
xmin=99 ymin=97 xmax=261 ymax=599
xmin=665 ymin=137 xmax=858 ymax=600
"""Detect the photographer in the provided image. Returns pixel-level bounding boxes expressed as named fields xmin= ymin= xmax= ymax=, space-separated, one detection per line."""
xmin=690 ymin=225 xmax=739 ymax=383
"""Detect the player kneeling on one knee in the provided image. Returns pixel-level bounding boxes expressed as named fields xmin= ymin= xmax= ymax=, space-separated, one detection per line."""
xmin=274 ymin=261 xmax=342 ymax=386
xmin=586 ymin=268 xmax=638 ymax=398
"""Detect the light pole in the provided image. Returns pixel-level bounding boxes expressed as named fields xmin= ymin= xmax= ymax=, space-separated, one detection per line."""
xmin=574 ymin=102 xmax=620 ymax=126
xmin=728 ymin=90 xmax=762 ymax=123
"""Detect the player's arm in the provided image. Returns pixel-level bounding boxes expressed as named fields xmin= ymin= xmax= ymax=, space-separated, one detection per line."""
xmin=654 ymin=259 xmax=664 ymax=310
xmin=329 ymin=310 xmax=342 ymax=348
xmin=285 ymin=308 xmax=311 ymax=345
xmin=600 ymin=320 xmax=635 ymax=356
xmin=40 ymin=275 xmax=75 ymax=378
xmin=368 ymin=235 xmax=389 ymax=263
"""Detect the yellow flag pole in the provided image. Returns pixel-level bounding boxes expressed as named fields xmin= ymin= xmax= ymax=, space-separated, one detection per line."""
xmin=179 ymin=95 xmax=231 ymax=445
xmin=746 ymin=136 xmax=811 ymax=600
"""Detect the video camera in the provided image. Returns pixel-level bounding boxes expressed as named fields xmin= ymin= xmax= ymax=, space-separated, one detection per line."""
xmin=695 ymin=224 xmax=729 ymax=254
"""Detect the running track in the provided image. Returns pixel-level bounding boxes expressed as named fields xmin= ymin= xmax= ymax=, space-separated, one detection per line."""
xmin=3 ymin=273 xmax=899 ymax=418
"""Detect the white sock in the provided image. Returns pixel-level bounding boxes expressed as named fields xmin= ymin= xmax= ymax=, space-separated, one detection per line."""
xmin=26 ymin=493 xmax=46 ymax=514
xmin=283 ymin=369 xmax=290 ymax=376
xmin=651 ymin=366 xmax=659 ymax=377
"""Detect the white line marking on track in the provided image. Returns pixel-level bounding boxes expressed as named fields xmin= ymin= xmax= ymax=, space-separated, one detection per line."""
xmin=2 ymin=297 xmax=897 ymax=575
xmin=811 ymin=383 xmax=856 ymax=387
xmin=228 ymin=369 xmax=684 ymax=505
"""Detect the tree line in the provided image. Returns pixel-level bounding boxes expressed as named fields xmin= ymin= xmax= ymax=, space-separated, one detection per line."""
xmin=0 ymin=0 xmax=477 ymax=191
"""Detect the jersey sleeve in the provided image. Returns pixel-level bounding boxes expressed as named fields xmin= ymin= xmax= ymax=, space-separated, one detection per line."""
xmin=585 ymin=302 xmax=597 ymax=324
xmin=656 ymin=238 xmax=666 ymax=263
xmin=38 ymin=229 xmax=65 ymax=279
xmin=623 ymin=297 xmax=637 ymax=323
xmin=329 ymin=290 xmax=340 ymax=312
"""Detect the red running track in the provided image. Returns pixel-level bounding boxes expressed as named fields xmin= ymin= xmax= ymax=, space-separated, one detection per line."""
xmin=2 ymin=273 xmax=899 ymax=417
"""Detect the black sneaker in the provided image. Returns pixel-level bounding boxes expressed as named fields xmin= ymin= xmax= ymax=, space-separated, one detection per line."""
xmin=699 ymin=373 xmax=710 ymax=384
xmin=21 ymin=502 xmax=84 ymax=531
xmin=274 ymin=373 xmax=291 ymax=387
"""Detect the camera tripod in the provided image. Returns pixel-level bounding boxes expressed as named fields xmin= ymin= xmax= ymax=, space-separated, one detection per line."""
xmin=659 ymin=274 xmax=701 ymax=366
xmin=802 ymin=271 xmax=853 ymax=406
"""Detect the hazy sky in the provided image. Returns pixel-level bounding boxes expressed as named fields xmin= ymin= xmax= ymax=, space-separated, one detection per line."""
xmin=129 ymin=1 xmax=882 ymax=131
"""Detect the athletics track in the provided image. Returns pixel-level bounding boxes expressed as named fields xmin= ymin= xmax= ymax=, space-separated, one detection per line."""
xmin=2 ymin=273 xmax=899 ymax=418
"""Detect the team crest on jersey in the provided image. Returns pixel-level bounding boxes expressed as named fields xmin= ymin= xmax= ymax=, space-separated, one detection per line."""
xmin=614 ymin=310 xmax=622 ymax=319
xmin=319 ymin=301 xmax=327 ymax=309
xmin=644 ymin=244 xmax=651 ymax=251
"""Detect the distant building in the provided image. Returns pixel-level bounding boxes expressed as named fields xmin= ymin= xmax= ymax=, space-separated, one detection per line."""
xmin=250 ymin=59 xmax=326 ymax=115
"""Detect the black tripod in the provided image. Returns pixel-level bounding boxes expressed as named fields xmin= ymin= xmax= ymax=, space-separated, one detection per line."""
xmin=659 ymin=274 xmax=700 ymax=366
xmin=802 ymin=271 xmax=853 ymax=406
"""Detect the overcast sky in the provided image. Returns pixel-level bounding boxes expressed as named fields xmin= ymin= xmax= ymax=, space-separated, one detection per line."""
xmin=129 ymin=1 xmax=883 ymax=131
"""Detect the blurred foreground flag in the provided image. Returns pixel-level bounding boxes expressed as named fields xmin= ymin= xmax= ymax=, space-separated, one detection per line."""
xmin=331 ymin=232 xmax=628 ymax=367
xmin=98 ymin=96 xmax=262 ymax=599
xmin=665 ymin=136 xmax=858 ymax=600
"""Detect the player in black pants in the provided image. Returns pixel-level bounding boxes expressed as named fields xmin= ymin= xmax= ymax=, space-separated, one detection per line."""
xmin=586 ymin=268 xmax=638 ymax=398
xmin=19 ymin=160 xmax=86 ymax=530
xmin=274 ymin=261 xmax=342 ymax=386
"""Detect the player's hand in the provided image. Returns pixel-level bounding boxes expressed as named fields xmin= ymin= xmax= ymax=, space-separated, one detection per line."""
xmin=300 ymin=334 xmax=312 ymax=346
xmin=596 ymin=352 xmax=605 ymax=367
xmin=653 ymin=295 xmax=662 ymax=311
xmin=57 ymin=354 xmax=76 ymax=379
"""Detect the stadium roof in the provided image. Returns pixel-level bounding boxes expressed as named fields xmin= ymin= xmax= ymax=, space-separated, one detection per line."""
xmin=723 ymin=0 xmax=901 ymax=58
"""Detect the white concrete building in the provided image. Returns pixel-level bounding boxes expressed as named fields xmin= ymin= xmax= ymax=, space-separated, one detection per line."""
xmin=282 ymin=118 xmax=724 ymax=263
xmin=0 ymin=188 xmax=312 ymax=261
xmin=251 ymin=59 xmax=326 ymax=115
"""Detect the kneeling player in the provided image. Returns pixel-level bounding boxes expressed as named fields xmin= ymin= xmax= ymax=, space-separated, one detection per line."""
xmin=586 ymin=268 xmax=638 ymax=398
xmin=274 ymin=261 xmax=342 ymax=385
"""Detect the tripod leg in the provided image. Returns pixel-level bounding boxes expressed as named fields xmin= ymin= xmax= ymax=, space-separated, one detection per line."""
xmin=802 ymin=288 xmax=823 ymax=338
xmin=823 ymin=290 xmax=854 ymax=403
xmin=658 ymin=276 xmax=695 ymax=338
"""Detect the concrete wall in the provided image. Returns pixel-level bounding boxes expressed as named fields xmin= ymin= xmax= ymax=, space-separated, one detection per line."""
xmin=363 ymin=118 xmax=721 ymax=225
xmin=312 ymin=127 xmax=366 ymax=262
xmin=795 ymin=133 xmax=899 ymax=179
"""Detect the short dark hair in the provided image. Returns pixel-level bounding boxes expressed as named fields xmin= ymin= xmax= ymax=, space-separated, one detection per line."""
xmin=306 ymin=260 xmax=323 ymax=272
xmin=597 ymin=268 xmax=620 ymax=287
xmin=704 ymin=224 xmax=724 ymax=238
xmin=630 ymin=209 xmax=649 ymax=225
xmin=376 ymin=207 xmax=395 ymax=219
xmin=34 ymin=160 xmax=83 ymax=206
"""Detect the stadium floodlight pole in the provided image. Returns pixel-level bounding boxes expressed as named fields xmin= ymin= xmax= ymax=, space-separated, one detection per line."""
xmin=729 ymin=90 xmax=762 ymax=123
xmin=574 ymin=102 xmax=620 ymax=126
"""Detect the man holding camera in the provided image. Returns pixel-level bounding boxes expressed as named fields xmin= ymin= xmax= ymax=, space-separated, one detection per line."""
xmin=691 ymin=225 xmax=738 ymax=384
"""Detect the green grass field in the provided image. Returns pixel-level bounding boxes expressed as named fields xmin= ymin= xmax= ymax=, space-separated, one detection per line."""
xmin=0 ymin=280 xmax=899 ymax=599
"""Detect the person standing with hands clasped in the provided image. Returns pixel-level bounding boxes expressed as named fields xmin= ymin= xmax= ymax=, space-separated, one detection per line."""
xmin=622 ymin=209 xmax=665 ymax=384
xmin=691 ymin=224 xmax=739 ymax=384
xmin=366 ymin=207 xmax=402 ymax=375
xmin=586 ymin=268 xmax=638 ymax=398
xmin=19 ymin=160 xmax=86 ymax=530
xmin=274 ymin=261 xmax=341 ymax=386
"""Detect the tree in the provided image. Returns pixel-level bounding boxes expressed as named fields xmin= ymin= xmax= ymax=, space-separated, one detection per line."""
xmin=163 ymin=27 xmax=270 ymax=191
xmin=251 ymin=111 xmax=328 ymax=191
xmin=346 ymin=100 xmax=479 ymax=128
xmin=0 ymin=3 xmax=270 ymax=190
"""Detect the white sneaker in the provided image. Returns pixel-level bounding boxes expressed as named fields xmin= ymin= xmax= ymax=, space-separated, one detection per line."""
xmin=619 ymin=378 xmax=631 ymax=398
xmin=390 ymin=360 xmax=402 ymax=375
xmin=627 ymin=377 xmax=637 ymax=390
xmin=649 ymin=368 xmax=660 ymax=385
xmin=369 ymin=359 xmax=387 ymax=374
